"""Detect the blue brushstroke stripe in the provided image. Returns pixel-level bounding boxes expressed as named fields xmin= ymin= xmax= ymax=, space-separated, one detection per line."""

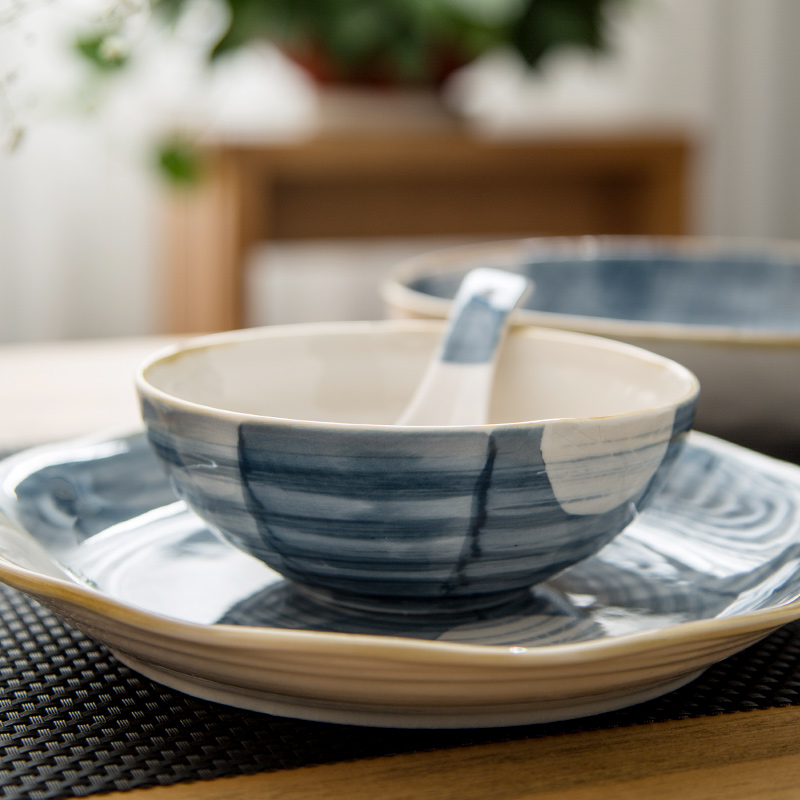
xmin=441 ymin=295 xmax=507 ymax=363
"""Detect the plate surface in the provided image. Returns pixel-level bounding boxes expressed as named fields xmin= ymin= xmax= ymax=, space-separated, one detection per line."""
xmin=1 ymin=431 xmax=800 ymax=727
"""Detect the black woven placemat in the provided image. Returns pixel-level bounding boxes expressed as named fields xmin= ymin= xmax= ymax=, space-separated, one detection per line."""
xmin=3 ymin=583 xmax=800 ymax=799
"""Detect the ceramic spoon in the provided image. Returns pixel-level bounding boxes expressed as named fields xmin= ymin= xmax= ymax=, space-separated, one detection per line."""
xmin=395 ymin=268 xmax=531 ymax=427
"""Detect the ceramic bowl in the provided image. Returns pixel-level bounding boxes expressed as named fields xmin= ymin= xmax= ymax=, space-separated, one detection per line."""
xmin=136 ymin=321 xmax=698 ymax=607
xmin=382 ymin=237 xmax=800 ymax=456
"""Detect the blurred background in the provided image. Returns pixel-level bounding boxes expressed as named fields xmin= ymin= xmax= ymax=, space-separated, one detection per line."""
xmin=1 ymin=0 xmax=800 ymax=342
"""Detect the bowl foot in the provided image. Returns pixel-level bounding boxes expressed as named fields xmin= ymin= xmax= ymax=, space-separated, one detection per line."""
xmin=218 ymin=580 xmax=549 ymax=636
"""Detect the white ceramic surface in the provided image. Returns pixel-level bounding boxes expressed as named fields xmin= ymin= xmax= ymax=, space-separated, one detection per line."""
xmin=382 ymin=237 xmax=800 ymax=454
xmin=1 ymin=431 xmax=799 ymax=728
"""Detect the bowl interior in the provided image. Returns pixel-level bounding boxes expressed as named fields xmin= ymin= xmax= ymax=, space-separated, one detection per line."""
xmin=406 ymin=245 xmax=800 ymax=331
xmin=142 ymin=324 xmax=696 ymax=426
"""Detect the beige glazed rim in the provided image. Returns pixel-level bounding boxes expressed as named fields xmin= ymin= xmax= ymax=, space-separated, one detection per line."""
xmin=381 ymin=236 xmax=800 ymax=348
xmin=136 ymin=319 xmax=699 ymax=431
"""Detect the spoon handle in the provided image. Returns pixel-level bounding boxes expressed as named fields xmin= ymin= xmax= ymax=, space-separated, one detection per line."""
xmin=395 ymin=268 xmax=531 ymax=427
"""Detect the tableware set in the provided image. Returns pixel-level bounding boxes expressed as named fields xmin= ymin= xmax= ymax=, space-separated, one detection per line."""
xmin=1 ymin=239 xmax=799 ymax=728
xmin=1 ymin=429 xmax=799 ymax=727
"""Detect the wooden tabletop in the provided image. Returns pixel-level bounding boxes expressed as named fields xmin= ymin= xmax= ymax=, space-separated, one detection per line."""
xmin=107 ymin=707 xmax=800 ymax=800
xmin=2 ymin=336 xmax=799 ymax=800
xmin=0 ymin=336 xmax=177 ymax=452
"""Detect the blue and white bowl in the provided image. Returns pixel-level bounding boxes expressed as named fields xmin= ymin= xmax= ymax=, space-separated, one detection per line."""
xmin=382 ymin=237 xmax=800 ymax=455
xmin=136 ymin=321 xmax=698 ymax=607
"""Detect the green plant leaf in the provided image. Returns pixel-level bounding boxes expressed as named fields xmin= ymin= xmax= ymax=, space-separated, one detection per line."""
xmin=157 ymin=139 xmax=203 ymax=185
xmin=151 ymin=0 xmax=624 ymax=78
xmin=211 ymin=0 xmax=300 ymax=59
xmin=511 ymin=0 xmax=620 ymax=69
xmin=74 ymin=33 xmax=129 ymax=72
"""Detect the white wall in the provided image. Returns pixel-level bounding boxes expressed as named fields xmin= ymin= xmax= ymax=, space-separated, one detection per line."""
xmin=1 ymin=0 xmax=799 ymax=340
xmin=0 ymin=123 xmax=163 ymax=341
xmin=699 ymin=0 xmax=800 ymax=238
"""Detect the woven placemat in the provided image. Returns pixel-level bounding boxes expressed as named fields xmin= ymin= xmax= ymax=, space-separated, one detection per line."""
xmin=2 ymin=583 xmax=800 ymax=800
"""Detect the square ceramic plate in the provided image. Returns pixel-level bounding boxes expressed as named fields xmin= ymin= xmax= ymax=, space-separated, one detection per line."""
xmin=0 ymin=431 xmax=799 ymax=728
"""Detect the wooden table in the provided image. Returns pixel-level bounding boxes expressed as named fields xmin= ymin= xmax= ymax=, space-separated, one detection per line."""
xmin=5 ymin=337 xmax=800 ymax=800
xmin=0 ymin=337 xmax=177 ymax=452
xmin=109 ymin=707 xmax=800 ymax=800
xmin=166 ymin=129 xmax=691 ymax=334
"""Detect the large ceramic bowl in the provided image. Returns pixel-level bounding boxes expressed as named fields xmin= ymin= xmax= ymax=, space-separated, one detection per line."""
xmin=382 ymin=237 xmax=800 ymax=456
xmin=136 ymin=321 xmax=698 ymax=607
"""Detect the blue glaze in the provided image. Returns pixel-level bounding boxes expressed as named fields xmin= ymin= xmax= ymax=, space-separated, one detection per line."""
xmin=635 ymin=398 xmax=697 ymax=509
xmin=233 ymin=421 xmax=667 ymax=598
xmin=438 ymin=267 xmax=530 ymax=364
xmin=440 ymin=295 xmax=509 ymax=364
xmin=410 ymin=251 xmax=800 ymax=330
xmin=10 ymin=435 xmax=176 ymax=556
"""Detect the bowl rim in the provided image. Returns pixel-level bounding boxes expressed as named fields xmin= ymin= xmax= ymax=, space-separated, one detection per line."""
xmin=136 ymin=319 xmax=699 ymax=431
xmin=380 ymin=235 xmax=800 ymax=347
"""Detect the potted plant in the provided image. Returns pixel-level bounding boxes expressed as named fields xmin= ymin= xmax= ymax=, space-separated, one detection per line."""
xmin=74 ymin=0 xmax=626 ymax=180
xmin=81 ymin=0 xmax=625 ymax=84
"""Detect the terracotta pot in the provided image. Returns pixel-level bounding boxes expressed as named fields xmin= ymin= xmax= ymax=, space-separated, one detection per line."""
xmin=285 ymin=41 xmax=471 ymax=89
